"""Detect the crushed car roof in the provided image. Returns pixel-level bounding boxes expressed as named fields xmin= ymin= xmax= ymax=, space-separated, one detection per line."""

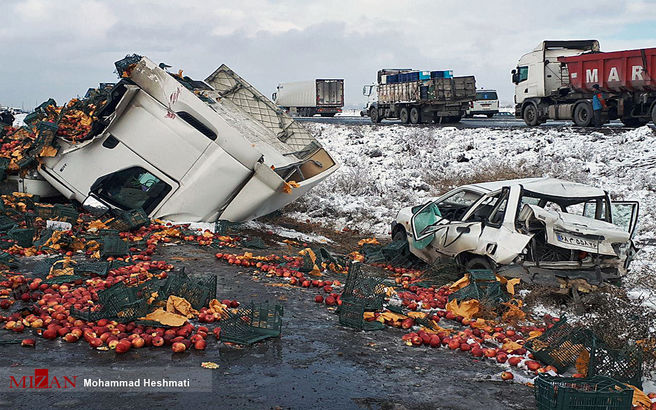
xmin=462 ymin=177 xmax=606 ymax=198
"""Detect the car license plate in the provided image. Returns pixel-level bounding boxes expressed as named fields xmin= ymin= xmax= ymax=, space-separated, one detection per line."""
xmin=555 ymin=232 xmax=596 ymax=249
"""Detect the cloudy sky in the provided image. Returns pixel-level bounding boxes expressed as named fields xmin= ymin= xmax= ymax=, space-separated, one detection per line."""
xmin=1 ymin=0 xmax=655 ymax=109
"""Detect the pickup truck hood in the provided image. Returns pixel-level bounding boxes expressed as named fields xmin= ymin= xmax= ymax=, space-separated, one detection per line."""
xmin=519 ymin=204 xmax=629 ymax=256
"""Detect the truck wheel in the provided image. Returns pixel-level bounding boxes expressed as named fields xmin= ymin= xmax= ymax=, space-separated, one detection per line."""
xmin=522 ymin=104 xmax=539 ymax=126
xmin=369 ymin=107 xmax=381 ymax=123
xmin=410 ymin=107 xmax=421 ymax=124
xmin=573 ymin=103 xmax=593 ymax=127
xmin=399 ymin=107 xmax=410 ymax=124
xmin=487 ymin=113 xmax=494 ymax=118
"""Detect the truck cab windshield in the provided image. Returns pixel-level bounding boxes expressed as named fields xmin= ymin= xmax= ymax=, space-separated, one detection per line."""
xmin=90 ymin=167 xmax=172 ymax=214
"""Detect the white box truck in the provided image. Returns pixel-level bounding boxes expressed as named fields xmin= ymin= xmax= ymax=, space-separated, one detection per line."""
xmin=33 ymin=55 xmax=339 ymax=222
xmin=273 ymin=79 xmax=344 ymax=117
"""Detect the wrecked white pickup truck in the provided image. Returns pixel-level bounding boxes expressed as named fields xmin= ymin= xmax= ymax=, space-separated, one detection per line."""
xmin=392 ymin=178 xmax=639 ymax=284
xmin=31 ymin=55 xmax=338 ymax=222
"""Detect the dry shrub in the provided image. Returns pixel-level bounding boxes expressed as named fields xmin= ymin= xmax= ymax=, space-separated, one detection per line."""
xmin=424 ymin=162 xmax=542 ymax=196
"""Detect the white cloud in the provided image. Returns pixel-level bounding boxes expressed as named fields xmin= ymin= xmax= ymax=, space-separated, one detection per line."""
xmin=1 ymin=0 xmax=655 ymax=108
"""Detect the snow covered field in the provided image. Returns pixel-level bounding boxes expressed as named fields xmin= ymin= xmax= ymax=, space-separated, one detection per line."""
xmin=288 ymin=122 xmax=656 ymax=306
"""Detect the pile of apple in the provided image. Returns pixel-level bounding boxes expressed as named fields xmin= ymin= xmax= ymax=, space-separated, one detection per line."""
xmin=214 ymin=251 xmax=345 ymax=306
xmin=0 ymin=260 xmax=232 ymax=353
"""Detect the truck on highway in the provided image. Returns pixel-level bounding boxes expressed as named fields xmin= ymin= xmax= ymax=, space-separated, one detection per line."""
xmin=512 ymin=40 xmax=656 ymax=127
xmin=363 ymin=69 xmax=476 ymax=124
xmin=273 ymin=79 xmax=344 ymax=117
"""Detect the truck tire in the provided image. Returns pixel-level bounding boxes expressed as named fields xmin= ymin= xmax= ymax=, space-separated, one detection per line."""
xmin=487 ymin=113 xmax=494 ymax=118
xmin=522 ymin=104 xmax=539 ymax=126
xmin=320 ymin=113 xmax=336 ymax=117
xmin=573 ymin=103 xmax=593 ymax=127
xmin=369 ymin=107 xmax=381 ymax=123
xmin=410 ymin=107 xmax=421 ymax=124
xmin=400 ymin=107 xmax=410 ymax=124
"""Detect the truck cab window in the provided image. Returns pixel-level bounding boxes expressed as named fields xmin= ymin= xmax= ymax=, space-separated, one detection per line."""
xmin=517 ymin=66 xmax=529 ymax=83
xmin=90 ymin=167 xmax=172 ymax=214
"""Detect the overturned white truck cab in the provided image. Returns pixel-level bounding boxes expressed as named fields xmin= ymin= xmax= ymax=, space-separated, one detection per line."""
xmin=393 ymin=178 xmax=639 ymax=284
xmin=37 ymin=56 xmax=338 ymax=222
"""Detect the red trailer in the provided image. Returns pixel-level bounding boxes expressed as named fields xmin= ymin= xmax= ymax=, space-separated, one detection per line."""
xmin=560 ymin=48 xmax=656 ymax=92
xmin=512 ymin=40 xmax=656 ymax=127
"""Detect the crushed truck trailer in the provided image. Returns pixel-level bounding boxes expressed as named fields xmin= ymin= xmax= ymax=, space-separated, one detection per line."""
xmin=18 ymin=55 xmax=339 ymax=222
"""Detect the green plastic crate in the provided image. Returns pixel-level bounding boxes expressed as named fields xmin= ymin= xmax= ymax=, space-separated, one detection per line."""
xmin=588 ymin=341 xmax=643 ymax=389
xmin=98 ymin=234 xmax=130 ymax=257
xmin=448 ymin=280 xmax=509 ymax=305
xmin=526 ymin=319 xmax=596 ymax=373
xmin=535 ymin=374 xmax=633 ymax=410
xmin=0 ymin=216 xmax=16 ymax=232
xmin=221 ymin=301 xmax=283 ymax=345
xmin=109 ymin=208 xmax=150 ymax=231
xmin=7 ymin=226 xmax=34 ymax=247
xmin=34 ymin=204 xmax=79 ymax=223
xmin=341 ymin=261 xmax=386 ymax=311
xmin=338 ymin=299 xmax=385 ymax=331
xmin=157 ymin=269 xmax=216 ymax=310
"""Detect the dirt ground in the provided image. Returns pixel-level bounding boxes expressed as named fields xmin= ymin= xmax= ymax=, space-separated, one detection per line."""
xmin=0 ymin=235 xmax=535 ymax=409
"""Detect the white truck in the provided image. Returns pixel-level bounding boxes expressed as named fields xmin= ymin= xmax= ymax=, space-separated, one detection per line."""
xmin=513 ymin=40 xmax=656 ymax=126
xmin=465 ymin=89 xmax=499 ymax=118
xmin=273 ymin=79 xmax=344 ymax=117
xmin=31 ymin=55 xmax=339 ymax=222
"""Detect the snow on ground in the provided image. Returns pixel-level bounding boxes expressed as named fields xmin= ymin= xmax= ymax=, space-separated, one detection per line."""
xmin=287 ymin=122 xmax=656 ymax=306
xmin=244 ymin=221 xmax=333 ymax=244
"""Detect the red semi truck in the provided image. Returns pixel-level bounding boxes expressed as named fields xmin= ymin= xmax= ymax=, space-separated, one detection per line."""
xmin=512 ymin=40 xmax=656 ymax=126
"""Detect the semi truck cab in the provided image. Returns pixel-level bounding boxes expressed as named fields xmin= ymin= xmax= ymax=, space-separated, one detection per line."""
xmin=512 ymin=40 xmax=599 ymax=112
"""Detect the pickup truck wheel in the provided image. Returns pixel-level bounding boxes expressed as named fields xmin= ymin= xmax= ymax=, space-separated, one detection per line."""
xmin=410 ymin=107 xmax=421 ymax=124
xmin=464 ymin=256 xmax=494 ymax=272
xmin=573 ymin=103 xmax=593 ymax=127
xmin=369 ymin=107 xmax=381 ymax=123
xmin=522 ymin=104 xmax=539 ymax=126
xmin=399 ymin=107 xmax=410 ymax=124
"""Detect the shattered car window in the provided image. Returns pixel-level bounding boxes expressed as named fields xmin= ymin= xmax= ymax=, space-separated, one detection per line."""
xmin=488 ymin=188 xmax=510 ymax=225
xmin=465 ymin=194 xmax=499 ymax=222
xmin=91 ymin=167 xmax=172 ymax=213
xmin=435 ymin=189 xmax=483 ymax=221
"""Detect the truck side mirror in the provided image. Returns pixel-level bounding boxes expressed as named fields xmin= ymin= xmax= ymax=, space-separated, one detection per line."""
xmin=271 ymin=92 xmax=277 ymax=101
xmin=82 ymin=195 xmax=110 ymax=217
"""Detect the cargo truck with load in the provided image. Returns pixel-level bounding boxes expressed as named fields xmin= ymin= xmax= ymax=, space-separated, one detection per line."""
xmin=363 ymin=69 xmax=476 ymax=124
xmin=273 ymin=79 xmax=344 ymax=117
xmin=15 ymin=54 xmax=339 ymax=223
xmin=512 ymin=40 xmax=656 ymax=127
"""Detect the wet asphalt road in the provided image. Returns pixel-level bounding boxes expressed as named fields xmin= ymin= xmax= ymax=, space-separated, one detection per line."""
xmin=297 ymin=114 xmax=654 ymax=131
xmin=0 ymin=243 xmax=533 ymax=409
